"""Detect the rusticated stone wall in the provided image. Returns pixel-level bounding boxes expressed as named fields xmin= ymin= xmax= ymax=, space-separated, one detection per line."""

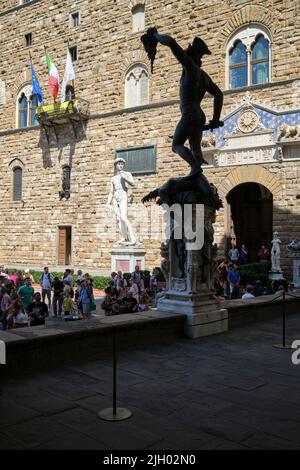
xmin=0 ymin=0 xmax=299 ymax=278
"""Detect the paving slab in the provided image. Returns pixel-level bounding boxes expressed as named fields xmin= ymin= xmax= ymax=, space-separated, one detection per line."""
xmin=1 ymin=313 xmax=300 ymax=450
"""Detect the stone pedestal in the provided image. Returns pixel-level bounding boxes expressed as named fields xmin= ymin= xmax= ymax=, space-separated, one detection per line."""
xmin=291 ymin=258 xmax=300 ymax=287
xmin=269 ymin=270 xmax=284 ymax=281
xmin=142 ymin=172 xmax=225 ymax=339
xmin=157 ymin=292 xmax=228 ymax=339
xmin=158 ymin=202 xmax=228 ymax=339
xmin=111 ymin=246 xmax=146 ymax=273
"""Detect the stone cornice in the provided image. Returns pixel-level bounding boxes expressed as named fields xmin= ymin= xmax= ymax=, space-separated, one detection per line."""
xmin=0 ymin=0 xmax=42 ymax=18
xmin=0 ymin=77 xmax=300 ymax=137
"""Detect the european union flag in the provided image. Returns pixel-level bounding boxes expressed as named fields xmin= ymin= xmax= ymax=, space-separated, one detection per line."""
xmin=30 ymin=59 xmax=44 ymax=105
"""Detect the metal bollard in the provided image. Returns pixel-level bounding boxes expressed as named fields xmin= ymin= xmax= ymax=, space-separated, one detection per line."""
xmin=273 ymin=290 xmax=292 ymax=349
xmin=98 ymin=325 xmax=132 ymax=421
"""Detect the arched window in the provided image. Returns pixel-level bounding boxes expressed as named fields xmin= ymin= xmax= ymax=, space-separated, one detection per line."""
xmin=19 ymin=94 xmax=28 ymax=128
xmin=230 ymin=41 xmax=248 ymax=89
xmin=132 ymin=4 xmax=145 ymax=33
xmin=251 ymin=35 xmax=269 ymax=85
xmin=226 ymin=25 xmax=271 ymax=89
xmin=16 ymin=85 xmax=39 ymax=128
xmin=125 ymin=64 xmax=149 ymax=108
xmin=13 ymin=167 xmax=22 ymax=201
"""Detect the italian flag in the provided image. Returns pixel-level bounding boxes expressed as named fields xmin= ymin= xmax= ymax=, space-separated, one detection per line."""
xmin=45 ymin=50 xmax=59 ymax=101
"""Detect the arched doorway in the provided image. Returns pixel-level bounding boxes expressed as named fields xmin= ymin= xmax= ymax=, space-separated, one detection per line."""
xmin=226 ymin=182 xmax=273 ymax=262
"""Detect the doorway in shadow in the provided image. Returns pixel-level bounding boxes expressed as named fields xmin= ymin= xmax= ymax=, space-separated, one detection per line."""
xmin=227 ymin=182 xmax=273 ymax=262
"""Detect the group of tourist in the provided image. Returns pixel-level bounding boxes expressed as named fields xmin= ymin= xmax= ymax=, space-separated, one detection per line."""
xmin=0 ymin=266 xmax=96 ymax=330
xmin=39 ymin=267 xmax=95 ymax=319
xmin=101 ymin=265 xmax=161 ymax=316
xmin=210 ymin=242 xmax=272 ymax=300
xmin=0 ymin=275 xmax=48 ymax=330
xmin=228 ymin=244 xmax=270 ymax=265
xmin=213 ymin=255 xmax=288 ymax=301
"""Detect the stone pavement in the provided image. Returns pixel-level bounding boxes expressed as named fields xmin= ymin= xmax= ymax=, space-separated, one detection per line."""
xmin=1 ymin=313 xmax=300 ymax=450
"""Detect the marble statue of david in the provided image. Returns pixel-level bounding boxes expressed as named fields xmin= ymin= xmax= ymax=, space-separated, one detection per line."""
xmin=107 ymin=158 xmax=137 ymax=245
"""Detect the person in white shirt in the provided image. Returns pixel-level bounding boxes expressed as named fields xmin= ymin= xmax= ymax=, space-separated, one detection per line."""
xmin=39 ymin=266 xmax=54 ymax=309
xmin=242 ymin=285 xmax=255 ymax=299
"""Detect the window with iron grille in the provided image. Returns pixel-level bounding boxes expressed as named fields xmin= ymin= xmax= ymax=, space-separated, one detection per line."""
xmin=59 ymin=165 xmax=71 ymax=200
xmin=13 ymin=167 xmax=22 ymax=201
xmin=115 ymin=145 xmax=156 ymax=175
xmin=71 ymin=12 xmax=80 ymax=28
xmin=25 ymin=33 xmax=32 ymax=46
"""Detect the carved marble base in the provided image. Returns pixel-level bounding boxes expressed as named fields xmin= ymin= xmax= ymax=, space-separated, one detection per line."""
xmin=269 ymin=270 xmax=285 ymax=281
xmin=292 ymin=259 xmax=300 ymax=287
xmin=111 ymin=246 xmax=146 ymax=273
xmin=157 ymin=292 xmax=228 ymax=339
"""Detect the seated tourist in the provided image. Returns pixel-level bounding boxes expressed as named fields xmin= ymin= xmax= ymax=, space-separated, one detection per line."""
xmin=112 ymin=292 xmax=138 ymax=315
xmin=108 ymin=280 xmax=119 ymax=297
xmin=242 ymin=285 xmax=255 ymax=299
xmin=116 ymin=280 xmax=127 ymax=299
xmin=138 ymin=294 xmax=149 ymax=312
xmin=101 ymin=287 xmax=118 ymax=316
xmin=9 ymin=299 xmax=29 ymax=328
xmin=144 ymin=288 xmax=154 ymax=305
xmin=27 ymin=292 xmax=49 ymax=326
xmin=129 ymin=279 xmax=139 ymax=302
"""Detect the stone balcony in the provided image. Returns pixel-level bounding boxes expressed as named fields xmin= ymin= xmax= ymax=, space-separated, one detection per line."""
xmin=36 ymin=98 xmax=90 ymax=143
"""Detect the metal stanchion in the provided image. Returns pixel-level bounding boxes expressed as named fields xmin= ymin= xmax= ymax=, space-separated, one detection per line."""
xmin=98 ymin=325 xmax=132 ymax=421
xmin=273 ymin=290 xmax=292 ymax=349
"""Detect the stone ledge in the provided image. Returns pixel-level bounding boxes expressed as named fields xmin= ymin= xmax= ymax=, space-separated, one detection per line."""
xmin=2 ymin=310 xmax=186 ymax=372
xmin=224 ymin=290 xmax=300 ymax=327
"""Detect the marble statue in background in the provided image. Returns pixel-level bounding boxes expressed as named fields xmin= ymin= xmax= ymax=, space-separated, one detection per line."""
xmin=107 ymin=158 xmax=137 ymax=245
xmin=271 ymin=231 xmax=282 ymax=272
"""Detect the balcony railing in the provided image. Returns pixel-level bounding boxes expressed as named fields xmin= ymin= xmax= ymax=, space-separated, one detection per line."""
xmin=36 ymin=98 xmax=89 ymax=125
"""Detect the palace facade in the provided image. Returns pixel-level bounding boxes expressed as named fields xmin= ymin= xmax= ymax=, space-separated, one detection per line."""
xmin=0 ymin=0 xmax=300 ymax=277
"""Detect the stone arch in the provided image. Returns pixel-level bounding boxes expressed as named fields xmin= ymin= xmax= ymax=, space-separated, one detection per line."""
xmin=217 ymin=4 xmax=278 ymax=55
xmin=218 ymin=165 xmax=281 ymax=199
xmin=119 ymin=51 xmax=149 ymax=79
xmin=8 ymin=158 xmax=25 ymax=170
xmin=119 ymin=52 xmax=150 ymax=108
xmin=11 ymin=70 xmax=31 ymax=101
xmin=129 ymin=0 xmax=146 ymax=10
